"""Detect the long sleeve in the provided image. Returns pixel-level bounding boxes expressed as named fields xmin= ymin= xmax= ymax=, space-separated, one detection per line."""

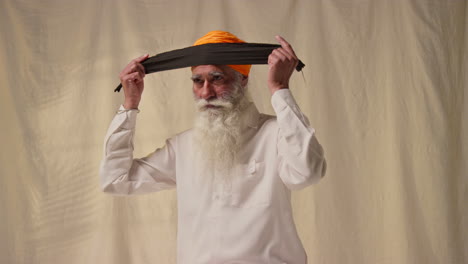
xmin=272 ymin=89 xmax=327 ymax=190
xmin=99 ymin=106 xmax=177 ymax=195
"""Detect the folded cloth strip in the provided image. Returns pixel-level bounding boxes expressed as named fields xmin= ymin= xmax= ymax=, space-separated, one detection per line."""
xmin=114 ymin=43 xmax=305 ymax=92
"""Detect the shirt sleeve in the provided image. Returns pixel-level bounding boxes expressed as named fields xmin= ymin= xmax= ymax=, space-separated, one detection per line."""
xmin=99 ymin=105 xmax=177 ymax=195
xmin=271 ymin=89 xmax=327 ymax=190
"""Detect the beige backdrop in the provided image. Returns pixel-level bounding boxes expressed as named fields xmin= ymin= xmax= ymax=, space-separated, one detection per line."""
xmin=1 ymin=0 xmax=467 ymax=263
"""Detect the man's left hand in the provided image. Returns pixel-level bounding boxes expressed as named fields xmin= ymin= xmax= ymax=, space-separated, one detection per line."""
xmin=267 ymin=36 xmax=299 ymax=94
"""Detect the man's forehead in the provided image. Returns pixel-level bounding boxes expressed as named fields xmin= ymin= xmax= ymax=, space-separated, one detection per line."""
xmin=191 ymin=65 xmax=230 ymax=75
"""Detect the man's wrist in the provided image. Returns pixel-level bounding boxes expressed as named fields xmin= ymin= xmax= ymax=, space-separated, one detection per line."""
xmin=123 ymin=101 xmax=140 ymax=110
xmin=117 ymin=104 xmax=140 ymax=114
xmin=269 ymin=86 xmax=289 ymax=95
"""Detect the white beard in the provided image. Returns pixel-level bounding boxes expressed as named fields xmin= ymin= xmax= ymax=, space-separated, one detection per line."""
xmin=192 ymin=83 xmax=249 ymax=181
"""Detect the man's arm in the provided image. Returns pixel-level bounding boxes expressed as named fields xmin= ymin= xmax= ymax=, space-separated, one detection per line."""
xmin=272 ymin=89 xmax=326 ymax=190
xmin=268 ymin=36 xmax=327 ymax=190
xmin=99 ymin=55 xmax=177 ymax=195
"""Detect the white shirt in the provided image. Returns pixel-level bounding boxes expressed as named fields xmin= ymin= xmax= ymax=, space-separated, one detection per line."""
xmin=100 ymin=89 xmax=327 ymax=264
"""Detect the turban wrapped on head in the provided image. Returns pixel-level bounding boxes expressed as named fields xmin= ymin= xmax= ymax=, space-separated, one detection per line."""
xmin=193 ymin=30 xmax=252 ymax=76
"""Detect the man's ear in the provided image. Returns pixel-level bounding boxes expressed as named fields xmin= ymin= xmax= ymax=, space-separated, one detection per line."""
xmin=241 ymin=75 xmax=248 ymax=87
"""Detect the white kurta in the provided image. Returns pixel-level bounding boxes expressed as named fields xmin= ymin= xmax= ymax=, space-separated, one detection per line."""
xmin=100 ymin=89 xmax=327 ymax=264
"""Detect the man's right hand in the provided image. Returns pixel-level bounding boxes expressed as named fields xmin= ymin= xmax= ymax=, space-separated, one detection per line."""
xmin=119 ymin=54 xmax=149 ymax=109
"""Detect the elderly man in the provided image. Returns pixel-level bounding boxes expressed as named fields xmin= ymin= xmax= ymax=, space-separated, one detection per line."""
xmin=100 ymin=31 xmax=326 ymax=264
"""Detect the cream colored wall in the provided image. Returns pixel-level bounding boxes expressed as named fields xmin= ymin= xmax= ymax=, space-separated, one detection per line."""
xmin=0 ymin=0 xmax=466 ymax=263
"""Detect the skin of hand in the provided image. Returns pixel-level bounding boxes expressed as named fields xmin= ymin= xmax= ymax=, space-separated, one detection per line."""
xmin=267 ymin=36 xmax=299 ymax=94
xmin=120 ymin=54 xmax=149 ymax=109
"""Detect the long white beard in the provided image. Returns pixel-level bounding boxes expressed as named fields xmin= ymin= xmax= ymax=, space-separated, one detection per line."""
xmin=193 ymin=84 xmax=249 ymax=179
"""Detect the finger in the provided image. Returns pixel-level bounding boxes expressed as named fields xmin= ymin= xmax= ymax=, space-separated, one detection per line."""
xmin=274 ymin=48 xmax=294 ymax=62
xmin=121 ymin=63 xmax=135 ymax=77
xmin=277 ymin=48 xmax=299 ymax=70
xmin=268 ymin=52 xmax=280 ymax=65
xmin=275 ymin=35 xmax=297 ymax=57
xmin=134 ymin=54 xmax=149 ymax=63
xmin=126 ymin=54 xmax=149 ymax=72
xmin=123 ymin=72 xmax=142 ymax=84
xmin=122 ymin=61 xmax=145 ymax=79
xmin=128 ymin=63 xmax=145 ymax=78
xmin=136 ymin=63 xmax=146 ymax=77
xmin=130 ymin=72 xmax=142 ymax=83
xmin=271 ymin=49 xmax=296 ymax=69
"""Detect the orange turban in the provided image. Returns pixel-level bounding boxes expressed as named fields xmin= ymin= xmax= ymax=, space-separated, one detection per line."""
xmin=193 ymin=30 xmax=252 ymax=76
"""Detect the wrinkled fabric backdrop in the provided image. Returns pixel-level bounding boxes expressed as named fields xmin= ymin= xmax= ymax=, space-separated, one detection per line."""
xmin=1 ymin=0 xmax=467 ymax=263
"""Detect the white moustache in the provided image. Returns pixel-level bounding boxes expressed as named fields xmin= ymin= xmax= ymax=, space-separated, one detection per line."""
xmin=196 ymin=98 xmax=233 ymax=111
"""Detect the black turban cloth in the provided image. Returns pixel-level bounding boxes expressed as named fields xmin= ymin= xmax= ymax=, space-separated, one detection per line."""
xmin=114 ymin=43 xmax=305 ymax=92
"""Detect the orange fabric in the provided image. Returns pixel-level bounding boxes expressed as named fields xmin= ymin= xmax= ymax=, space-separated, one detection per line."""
xmin=193 ymin=30 xmax=252 ymax=76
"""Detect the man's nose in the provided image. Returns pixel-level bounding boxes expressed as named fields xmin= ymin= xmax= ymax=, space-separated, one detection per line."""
xmin=199 ymin=80 xmax=215 ymax=99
